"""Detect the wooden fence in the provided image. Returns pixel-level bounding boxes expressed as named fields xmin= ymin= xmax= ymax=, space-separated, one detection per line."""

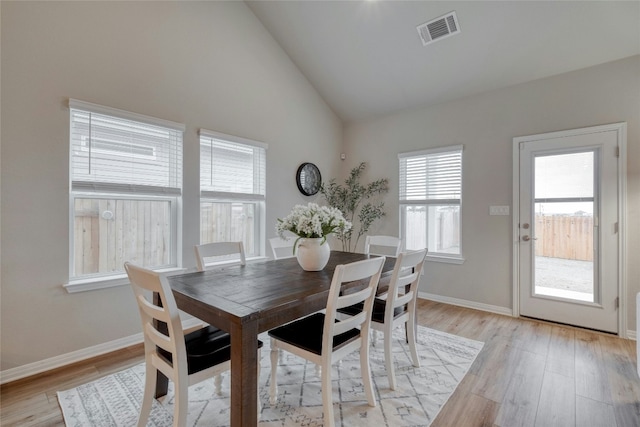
xmin=74 ymin=200 xmax=255 ymax=276
xmin=200 ymin=202 xmax=255 ymax=254
xmin=74 ymin=198 xmax=171 ymax=276
xmin=403 ymin=207 xmax=460 ymax=253
xmin=535 ymin=214 xmax=593 ymax=261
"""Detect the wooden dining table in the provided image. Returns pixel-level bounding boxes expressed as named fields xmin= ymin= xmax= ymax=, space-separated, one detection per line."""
xmin=159 ymin=251 xmax=397 ymax=427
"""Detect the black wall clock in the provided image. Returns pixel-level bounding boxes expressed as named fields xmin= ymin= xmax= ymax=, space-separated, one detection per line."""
xmin=296 ymin=163 xmax=322 ymax=196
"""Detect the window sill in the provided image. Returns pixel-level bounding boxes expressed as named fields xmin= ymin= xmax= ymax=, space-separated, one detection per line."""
xmin=64 ymin=257 xmax=269 ymax=293
xmin=63 ymin=267 xmax=187 ymax=293
xmin=426 ymin=254 xmax=465 ymax=265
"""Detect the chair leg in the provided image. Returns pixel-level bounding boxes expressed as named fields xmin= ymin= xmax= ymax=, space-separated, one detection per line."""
xmin=384 ymin=324 xmax=397 ymax=390
xmin=214 ymin=374 xmax=223 ymax=396
xmin=173 ymin=375 xmax=189 ymax=427
xmin=359 ymin=337 xmax=376 ymax=407
xmin=257 ymin=348 xmax=262 ymax=415
xmin=320 ymin=358 xmax=335 ymax=427
xmin=407 ymin=317 xmax=420 ymax=368
xmin=138 ymin=363 xmax=156 ymax=427
xmin=269 ymin=338 xmax=279 ymax=405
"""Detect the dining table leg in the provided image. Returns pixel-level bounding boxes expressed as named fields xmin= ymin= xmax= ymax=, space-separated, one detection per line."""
xmin=230 ymin=320 xmax=259 ymax=427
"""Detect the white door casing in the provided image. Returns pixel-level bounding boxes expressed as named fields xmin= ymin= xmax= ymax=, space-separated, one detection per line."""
xmin=512 ymin=123 xmax=627 ymax=336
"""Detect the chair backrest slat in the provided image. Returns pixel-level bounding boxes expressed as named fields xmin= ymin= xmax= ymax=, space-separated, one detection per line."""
xmin=364 ymin=235 xmax=402 ymax=257
xmin=393 ymin=292 xmax=413 ymax=309
xmin=333 ymin=311 xmax=368 ymax=336
xmin=145 ymin=323 xmax=173 ymax=353
xmin=269 ymin=237 xmax=295 ymax=259
xmin=137 ymin=294 xmax=171 ymax=323
xmin=335 ymin=287 xmax=372 ymax=310
xmin=195 ymin=242 xmax=246 ymax=271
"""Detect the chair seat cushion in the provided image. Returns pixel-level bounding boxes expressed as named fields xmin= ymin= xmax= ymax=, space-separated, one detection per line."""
xmin=268 ymin=312 xmax=360 ymax=356
xmin=184 ymin=326 xmax=232 ymax=374
xmin=159 ymin=325 xmax=263 ymax=375
xmin=337 ymin=298 xmax=406 ymax=323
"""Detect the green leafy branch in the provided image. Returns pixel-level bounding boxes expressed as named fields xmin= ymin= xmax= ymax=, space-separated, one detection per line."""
xmin=320 ymin=162 xmax=389 ymax=252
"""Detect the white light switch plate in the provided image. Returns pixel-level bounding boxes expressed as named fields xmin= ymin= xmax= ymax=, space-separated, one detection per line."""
xmin=490 ymin=205 xmax=510 ymax=216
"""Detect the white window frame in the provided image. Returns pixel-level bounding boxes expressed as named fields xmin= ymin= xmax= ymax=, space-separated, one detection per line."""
xmin=199 ymin=129 xmax=267 ymax=259
xmin=65 ymin=99 xmax=185 ymax=292
xmin=399 ymin=144 xmax=465 ymax=264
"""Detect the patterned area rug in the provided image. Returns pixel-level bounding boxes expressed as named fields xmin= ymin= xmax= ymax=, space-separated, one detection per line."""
xmin=58 ymin=326 xmax=483 ymax=426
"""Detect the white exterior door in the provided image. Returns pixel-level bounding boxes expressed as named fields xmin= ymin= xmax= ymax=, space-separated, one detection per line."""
xmin=515 ymin=124 xmax=624 ymax=334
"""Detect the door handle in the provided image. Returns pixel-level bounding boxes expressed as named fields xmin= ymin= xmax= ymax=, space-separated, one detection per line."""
xmin=521 ymin=235 xmax=537 ymax=242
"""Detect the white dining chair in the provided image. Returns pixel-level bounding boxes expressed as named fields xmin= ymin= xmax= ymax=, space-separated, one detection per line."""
xmin=268 ymin=256 xmax=385 ymax=427
xmin=124 ymin=262 xmax=263 ymax=427
xmin=194 ymin=241 xmax=246 ymax=271
xmin=269 ymin=234 xmax=316 ymax=366
xmin=269 ymin=236 xmax=296 ymax=259
xmin=193 ymin=241 xmax=248 ymax=385
xmin=339 ymin=249 xmax=427 ymax=390
xmin=364 ymin=235 xmax=402 ymax=257
xmin=190 ymin=242 xmax=246 ymax=328
xmin=362 ymin=235 xmax=403 ymax=344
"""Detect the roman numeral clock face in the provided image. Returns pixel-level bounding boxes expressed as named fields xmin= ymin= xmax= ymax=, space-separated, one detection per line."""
xmin=296 ymin=163 xmax=322 ymax=196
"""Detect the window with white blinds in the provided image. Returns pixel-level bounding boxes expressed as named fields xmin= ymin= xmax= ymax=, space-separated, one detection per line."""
xmin=199 ymin=130 xmax=267 ymax=257
xmin=70 ymin=99 xmax=184 ymax=195
xmin=399 ymin=146 xmax=462 ymax=204
xmin=199 ymin=130 xmax=266 ymax=200
xmin=399 ymin=145 xmax=463 ymax=260
xmin=68 ymin=99 xmax=184 ymax=284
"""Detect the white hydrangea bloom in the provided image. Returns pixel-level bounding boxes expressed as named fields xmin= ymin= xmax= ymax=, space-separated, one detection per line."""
xmin=276 ymin=203 xmax=351 ymax=240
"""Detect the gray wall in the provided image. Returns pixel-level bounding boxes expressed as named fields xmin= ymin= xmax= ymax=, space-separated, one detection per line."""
xmin=343 ymin=55 xmax=640 ymax=330
xmin=1 ymin=1 xmax=638 ymax=374
xmin=0 ymin=1 xmax=341 ymax=370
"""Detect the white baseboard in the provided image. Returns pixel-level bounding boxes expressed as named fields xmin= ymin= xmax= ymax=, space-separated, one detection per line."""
xmin=419 ymin=292 xmax=637 ymax=340
xmin=0 ymin=318 xmax=203 ymax=385
xmin=419 ymin=292 xmax=513 ymax=317
xmin=0 ymin=333 xmax=143 ymax=385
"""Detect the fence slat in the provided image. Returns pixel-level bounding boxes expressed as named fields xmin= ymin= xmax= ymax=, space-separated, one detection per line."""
xmin=535 ymin=214 xmax=593 ymax=261
xmin=74 ymin=199 xmax=171 ymax=276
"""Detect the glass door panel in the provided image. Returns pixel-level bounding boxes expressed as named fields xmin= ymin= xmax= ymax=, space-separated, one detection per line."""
xmin=533 ymin=151 xmax=596 ymax=303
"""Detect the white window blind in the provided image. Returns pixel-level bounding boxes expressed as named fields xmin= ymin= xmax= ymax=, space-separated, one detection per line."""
xmin=69 ymin=99 xmax=184 ymax=196
xmin=199 ymin=130 xmax=267 ymax=200
xmin=399 ymin=145 xmax=463 ymax=204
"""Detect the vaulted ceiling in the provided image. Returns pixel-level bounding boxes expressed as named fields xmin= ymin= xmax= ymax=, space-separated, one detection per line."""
xmin=247 ymin=1 xmax=640 ymax=123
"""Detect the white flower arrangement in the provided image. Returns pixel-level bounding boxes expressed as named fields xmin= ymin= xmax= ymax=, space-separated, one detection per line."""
xmin=276 ymin=203 xmax=352 ymax=248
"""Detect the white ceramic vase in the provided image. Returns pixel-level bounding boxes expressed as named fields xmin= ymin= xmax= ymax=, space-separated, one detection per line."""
xmin=295 ymin=237 xmax=330 ymax=271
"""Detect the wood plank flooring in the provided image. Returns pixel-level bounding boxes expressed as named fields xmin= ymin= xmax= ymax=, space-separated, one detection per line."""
xmin=1 ymin=299 xmax=638 ymax=426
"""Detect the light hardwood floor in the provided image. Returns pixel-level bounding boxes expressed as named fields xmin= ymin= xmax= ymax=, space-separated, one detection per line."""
xmin=1 ymin=299 xmax=639 ymax=426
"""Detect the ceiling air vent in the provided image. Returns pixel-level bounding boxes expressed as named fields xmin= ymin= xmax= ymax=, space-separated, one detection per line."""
xmin=417 ymin=11 xmax=460 ymax=46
